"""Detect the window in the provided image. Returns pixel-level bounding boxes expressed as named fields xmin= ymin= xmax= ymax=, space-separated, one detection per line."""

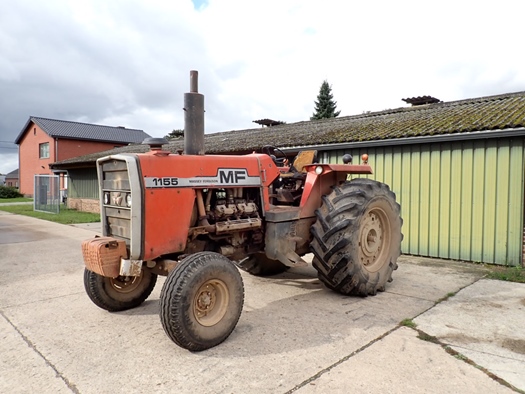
xmin=39 ymin=142 xmax=49 ymax=159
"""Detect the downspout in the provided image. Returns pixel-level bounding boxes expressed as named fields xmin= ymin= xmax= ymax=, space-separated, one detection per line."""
xmin=54 ymin=137 xmax=64 ymax=197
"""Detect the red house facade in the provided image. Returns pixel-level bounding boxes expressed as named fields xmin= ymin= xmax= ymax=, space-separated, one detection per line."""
xmin=15 ymin=117 xmax=150 ymax=196
xmin=5 ymin=169 xmax=19 ymax=188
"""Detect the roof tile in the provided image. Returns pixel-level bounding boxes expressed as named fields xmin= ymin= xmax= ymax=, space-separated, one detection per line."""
xmin=51 ymin=90 xmax=525 ymax=169
xmin=15 ymin=117 xmax=151 ymax=144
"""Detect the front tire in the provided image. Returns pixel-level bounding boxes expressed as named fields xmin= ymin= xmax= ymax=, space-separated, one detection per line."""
xmin=83 ymin=267 xmax=157 ymax=312
xmin=310 ymin=178 xmax=402 ymax=296
xmin=160 ymin=252 xmax=244 ymax=351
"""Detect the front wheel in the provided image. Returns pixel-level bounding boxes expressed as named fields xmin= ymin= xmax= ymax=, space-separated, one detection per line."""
xmin=160 ymin=252 xmax=244 ymax=351
xmin=83 ymin=267 xmax=157 ymax=312
xmin=310 ymin=178 xmax=402 ymax=296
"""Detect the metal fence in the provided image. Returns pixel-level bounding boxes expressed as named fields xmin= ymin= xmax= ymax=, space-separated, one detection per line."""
xmin=34 ymin=175 xmax=60 ymax=214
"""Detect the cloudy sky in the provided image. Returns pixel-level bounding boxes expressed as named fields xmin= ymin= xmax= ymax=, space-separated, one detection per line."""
xmin=1 ymin=0 xmax=524 ymax=175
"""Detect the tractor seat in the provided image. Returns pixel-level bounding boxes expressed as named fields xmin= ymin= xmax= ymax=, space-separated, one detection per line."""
xmin=280 ymin=150 xmax=317 ymax=178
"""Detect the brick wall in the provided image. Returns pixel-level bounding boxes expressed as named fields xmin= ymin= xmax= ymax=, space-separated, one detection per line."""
xmin=68 ymin=198 xmax=100 ymax=214
xmin=55 ymin=139 xmax=124 ymax=162
xmin=18 ymin=125 xmax=54 ymax=195
xmin=5 ymin=178 xmax=18 ymax=188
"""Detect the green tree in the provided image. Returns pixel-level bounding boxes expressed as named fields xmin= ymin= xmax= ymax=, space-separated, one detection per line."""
xmin=164 ymin=129 xmax=184 ymax=140
xmin=311 ymin=80 xmax=341 ymax=120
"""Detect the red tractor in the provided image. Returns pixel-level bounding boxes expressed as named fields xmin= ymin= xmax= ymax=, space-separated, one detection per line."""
xmin=82 ymin=71 xmax=402 ymax=351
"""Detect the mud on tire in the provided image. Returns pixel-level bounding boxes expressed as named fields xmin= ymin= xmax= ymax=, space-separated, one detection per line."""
xmin=310 ymin=178 xmax=402 ymax=296
xmin=83 ymin=267 xmax=157 ymax=312
xmin=160 ymin=252 xmax=244 ymax=351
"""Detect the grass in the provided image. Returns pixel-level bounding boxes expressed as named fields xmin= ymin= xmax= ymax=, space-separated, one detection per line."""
xmin=0 ymin=203 xmax=100 ymax=224
xmin=485 ymin=266 xmax=525 ymax=283
xmin=417 ymin=331 xmax=439 ymax=344
xmin=437 ymin=292 xmax=457 ymax=303
xmin=400 ymin=318 xmax=416 ymax=328
xmin=0 ymin=197 xmax=33 ymax=203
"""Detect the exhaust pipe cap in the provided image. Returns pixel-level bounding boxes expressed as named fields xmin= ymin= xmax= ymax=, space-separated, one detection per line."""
xmin=142 ymin=137 xmax=169 ymax=150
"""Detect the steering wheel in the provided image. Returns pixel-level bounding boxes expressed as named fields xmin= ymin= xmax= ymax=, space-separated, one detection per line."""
xmin=262 ymin=145 xmax=288 ymax=167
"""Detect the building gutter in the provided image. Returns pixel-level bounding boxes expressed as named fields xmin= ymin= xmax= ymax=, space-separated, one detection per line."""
xmin=281 ymin=127 xmax=525 ymax=152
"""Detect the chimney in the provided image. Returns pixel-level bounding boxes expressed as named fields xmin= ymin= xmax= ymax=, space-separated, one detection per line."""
xmin=402 ymin=96 xmax=441 ymax=106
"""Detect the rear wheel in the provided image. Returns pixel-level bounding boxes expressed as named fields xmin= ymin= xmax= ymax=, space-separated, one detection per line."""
xmin=238 ymin=252 xmax=288 ymax=276
xmin=160 ymin=252 xmax=244 ymax=351
xmin=310 ymin=178 xmax=402 ymax=296
xmin=83 ymin=267 xmax=157 ymax=311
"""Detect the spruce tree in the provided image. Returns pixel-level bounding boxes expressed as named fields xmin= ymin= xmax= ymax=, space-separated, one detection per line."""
xmin=311 ymin=80 xmax=341 ymax=120
xmin=164 ymin=129 xmax=184 ymax=140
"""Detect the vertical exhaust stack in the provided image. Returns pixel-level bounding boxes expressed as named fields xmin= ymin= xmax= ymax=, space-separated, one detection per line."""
xmin=184 ymin=70 xmax=205 ymax=155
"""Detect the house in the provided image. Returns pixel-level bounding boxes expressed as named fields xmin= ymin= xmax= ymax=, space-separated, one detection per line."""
xmin=5 ymin=169 xmax=19 ymax=188
xmin=50 ymin=91 xmax=525 ymax=266
xmin=14 ymin=117 xmax=151 ymax=196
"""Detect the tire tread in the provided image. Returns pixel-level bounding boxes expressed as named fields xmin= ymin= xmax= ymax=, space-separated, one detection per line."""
xmin=310 ymin=178 xmax=402 ymax=296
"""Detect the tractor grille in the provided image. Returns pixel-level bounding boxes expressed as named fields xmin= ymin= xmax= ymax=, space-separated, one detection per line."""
xmin=100 ymin=159 xmax=132 ymax=241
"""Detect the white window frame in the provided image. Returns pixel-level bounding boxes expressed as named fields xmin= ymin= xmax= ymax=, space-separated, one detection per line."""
xmin=39 ymin=142 xmax=49 ymax=159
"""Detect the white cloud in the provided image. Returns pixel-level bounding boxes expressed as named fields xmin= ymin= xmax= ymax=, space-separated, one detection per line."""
xmin=0 ymin=153 xmax=19 ymax=175
xmin=0 ymin=0 xmax=524 ymax=169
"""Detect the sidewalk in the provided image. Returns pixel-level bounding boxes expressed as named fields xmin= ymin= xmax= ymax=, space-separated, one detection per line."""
xmin=0 ymin=211 xmax=524 ymax=393
xmin=0 ymin=201 xmax=33 ymax=206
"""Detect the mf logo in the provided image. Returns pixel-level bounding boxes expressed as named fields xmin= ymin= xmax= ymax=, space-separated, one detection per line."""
xmin=218 ymin=169 xmax=247 ymax=184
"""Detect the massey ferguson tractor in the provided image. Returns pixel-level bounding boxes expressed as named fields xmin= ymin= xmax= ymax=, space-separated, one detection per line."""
xmin=81 ymin=71 xmax=402 ymax=351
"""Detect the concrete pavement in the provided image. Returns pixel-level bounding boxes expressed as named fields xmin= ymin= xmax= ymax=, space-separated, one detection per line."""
xmin=0 ymin=210 xmax=524 ymax=393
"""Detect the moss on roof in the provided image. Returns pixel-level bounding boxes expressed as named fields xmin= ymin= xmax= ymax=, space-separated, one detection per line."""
xmin=50 ymin=90 xmax=525 ymax=170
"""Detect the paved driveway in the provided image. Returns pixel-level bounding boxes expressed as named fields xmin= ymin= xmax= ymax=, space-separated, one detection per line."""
xmin=0 ymin=211 xmax=523 ymax=393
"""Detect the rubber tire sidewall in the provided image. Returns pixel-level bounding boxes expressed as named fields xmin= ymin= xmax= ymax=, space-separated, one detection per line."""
xmin=160 ymin=252 xmax=244 ymax=351
xmin=83 ymin=268 xmax=157 ymax=312
xmin=310 ymin=179 xmax=402 ymax=296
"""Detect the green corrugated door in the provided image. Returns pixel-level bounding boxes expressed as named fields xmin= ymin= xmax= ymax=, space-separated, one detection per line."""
xmin=68 ymin=168 xmax=99 ymax=199
xmin=319 ymin=137 xmax=524 ymax=265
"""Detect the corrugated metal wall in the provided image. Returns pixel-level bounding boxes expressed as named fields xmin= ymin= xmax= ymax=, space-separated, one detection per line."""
xmin=319 ymin=137 xmax=525 ymax=265
xmin=68 ymin=168 xmax=99 ymax=199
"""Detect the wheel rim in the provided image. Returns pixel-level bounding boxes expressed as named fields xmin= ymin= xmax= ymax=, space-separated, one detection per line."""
xmin=193 ymin=279 xmax=229 ymax=327
xmin=358 ymin=206 xmax=391 ymax=272
xmin=108 ymin=273 xmax=143 ymax=294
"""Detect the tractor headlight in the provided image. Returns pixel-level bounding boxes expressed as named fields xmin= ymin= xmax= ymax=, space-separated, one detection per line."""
xmin=104 ymin=192 xmax=110 ymax=205
xmin=315 ymin=166 xmax=324 ymax=175
xmin=126 ymin=193 xmax=132 ymax=208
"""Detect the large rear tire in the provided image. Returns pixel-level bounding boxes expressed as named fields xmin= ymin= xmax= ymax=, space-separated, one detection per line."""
xmin=83 ymin=267 xmax=157 ymax=312
xmin=160 ymin=252 xmax=244 ymax=351
xmin=310 ymin=178 xmax=402 ymax=296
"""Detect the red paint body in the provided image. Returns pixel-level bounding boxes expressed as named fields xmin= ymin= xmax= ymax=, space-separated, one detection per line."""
xmin=137 ymin=153 xmax=280 ymax=260
xmin=135 ymin=151 xmax=372 ymax=261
